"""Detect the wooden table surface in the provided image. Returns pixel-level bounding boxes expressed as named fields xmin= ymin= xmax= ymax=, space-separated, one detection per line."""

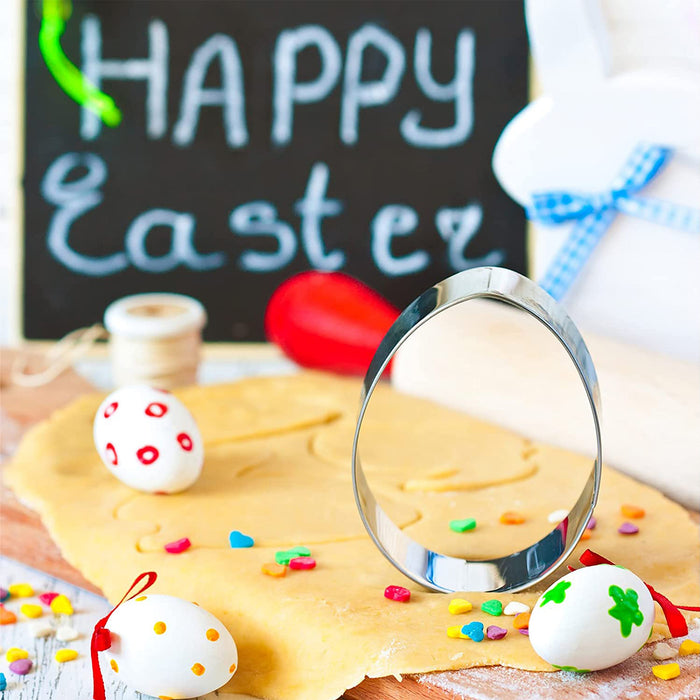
xmin=1 ymin=348 xmax=698 ymax=700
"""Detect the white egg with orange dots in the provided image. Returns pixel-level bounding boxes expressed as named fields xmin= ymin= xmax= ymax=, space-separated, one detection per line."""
xmin=103 ymin=593 xmax=237 ymax=698
xmin=528 ymin=564 xmax=655 ymax=673
xmin=93 ymin=385 xmax=203 ymax=493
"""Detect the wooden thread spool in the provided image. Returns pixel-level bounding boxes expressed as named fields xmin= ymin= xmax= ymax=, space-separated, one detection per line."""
xmin=104 ymin=294 xmax=206 ymax=389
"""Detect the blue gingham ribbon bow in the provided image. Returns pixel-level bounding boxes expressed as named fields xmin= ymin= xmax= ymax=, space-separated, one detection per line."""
xmin=529 ymin=143 xmax=700 ymax=301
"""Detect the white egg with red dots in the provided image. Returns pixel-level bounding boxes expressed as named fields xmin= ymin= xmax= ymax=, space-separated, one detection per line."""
xmin=528 ymin=564 xmax=655 ymax=673
xmin=93 ymin=385 xmax=203 ymax=493
xmin=103 ymin=594 xmax=237 ymax=698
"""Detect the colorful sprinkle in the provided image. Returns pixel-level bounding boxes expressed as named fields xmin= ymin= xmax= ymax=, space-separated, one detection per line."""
xmin=289 ymin=557 xmax=316 ymax=570
xmin=275 ymin=546 xmax=311 ymax=565
xmin=56 ymin=626 xmax=79 ymax=642
xmin=449 ymin=518 xmax=477 ymax=533
xmin=0 ymin=587 xmax=9 ymax=602
xmin=461 ymin=621 xmax=485 ymax=642
xmin=55 ymin=649 xmax=79 ymax=663
xmin=191 ymin=662 xmax=205 ymax=676
xmin=653 ymin=642 xmax=678 ymax=660
xmin=679 ymin=639 xmax=700 ymax=656
xmin=30 ymin=622 xmax=54 ymax=638
xmin=6 ymin=648 xmax=29 ymax=663
xmin=487 ymin=625 xmax=508 ymax=640
xmin=164 ymin=537 xmax=191 ymax=554
xmin=38 ymin=592 xmax=59 ymax=606
xmin=153 ymin=621 xmax=167 ymax=635
xmin=504 ymin=601 xmax=530 ymax=616
xmin=0 ymin=604 xmax=17 ymax=625
xmin=206 ymin=628 xmax=220 ymax=641
xmin=499 ymin=511 xmax=526 ymax=525
xmin=518 ymin=628 xmax=530 ymax=636
xmin=8 ymin=658 xmax=32 ymax=675
xmin=540 ymin=580 xmax=571 ymax=606
xmin=50 ymin=594 xmax=74 ymax=615
xmin=447 ymin=625 xmax=466 ymax=639
xmin=110 ymin=659 xmax=119 ymax=673
xmin=580 ymin=529 xmax=592 ymax=540
xmin=229 ymin=531 xmax=255 ymax=548
xmin=481 ymin=599 xmax=503 ymax=616
xmin=621 ymin=504 xmax=645 ymax=519
xmin=652 ymin=662 xmax=680 ymax=680
xmin=8 ymin=583 xmax=34 ymax=598
xmin=618 ymin=522 xmax=639 ymax=535
xmin=261 ymin=562 xmax=287 ymax=578
xmin=547 ymin=509 xmax=568 ymax=524
xmin=20 ymin=603 xmax=43 ymax=619
xmin=384 ymin=585 xmax=411 ymax=603
xmin=448 ymin=598 xmax=473 ymax=615
xmin=0 ymin=673 xmax=5 ymax=691
xmin=586 ymin=516 xmax=597 ymax=530
xmin=513 ymin=612 xmax=531 ymax=629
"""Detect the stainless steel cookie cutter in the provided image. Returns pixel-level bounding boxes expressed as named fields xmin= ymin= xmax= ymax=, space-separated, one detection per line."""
xmin=351 ymin=267 xmax=602 ymax=593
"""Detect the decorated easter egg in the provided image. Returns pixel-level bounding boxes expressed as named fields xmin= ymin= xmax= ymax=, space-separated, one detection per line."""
xmin=94 ymin=385 xmax=203 ymax=493
xmin=529 ymin=564 xmax=654 ymax=672
xmin=104 ymin=594 xmax=237 ymax=698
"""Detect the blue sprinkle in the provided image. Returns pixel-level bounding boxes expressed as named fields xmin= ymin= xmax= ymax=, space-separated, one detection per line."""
xmin=0 ymin=671 xmax=6 ymax=690
xmin=229 ymin=530 xmax=255 ymax=548
xmin=0 ymin=587 xmax=9 ymax=602
xmin=461 ymin=621 xmax=485 ymax=642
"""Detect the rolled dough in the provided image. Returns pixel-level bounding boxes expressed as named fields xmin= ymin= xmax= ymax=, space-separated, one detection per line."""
xmin=5 ymin=373 xmax=699 ymax=700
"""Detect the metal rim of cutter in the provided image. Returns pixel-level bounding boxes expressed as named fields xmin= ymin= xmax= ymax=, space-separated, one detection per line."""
xmin=351 ymin=267 xmax=602 ymax=593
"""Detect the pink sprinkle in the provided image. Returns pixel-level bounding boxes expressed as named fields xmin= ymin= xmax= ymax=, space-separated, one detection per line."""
xmin=289 ymin=557 xmax=316 ymax=570
xmin=618 ymin=522 xmax=639 ymax=535
xmin=518 ymin=628 xmax=529 ymax=636
xmin=164 ymin=537 xmax=191 ymax=554
xmin=586 ymin=516 xmax=597 ymax=530
xmin=39 ymin=592 xmax=59 ymax=607
xmin=384 ymin=585 xmax=411 ymax=603
xmin=487 ymin=625 xmax=507 ymax=640
xmin=9 ymin=658 xmax=33 ymax=675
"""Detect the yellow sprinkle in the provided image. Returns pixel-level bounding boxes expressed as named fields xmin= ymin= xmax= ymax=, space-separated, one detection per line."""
xmin=448 ymin=598 xmax=473 ymax=615
xmin=191 ymin=662 xmax=205 ymax=676
xmin=652 ymin=662 xmax=680 ymax=680
xmin=20 ymin=603 xmax=43 ymax=619
xmin=6 ymin=647 xmax=29 ymax=662
xmin=110 ymin=659 xmax=119 ymax=673
xmin=229 ymin=662 xmax=237 ymax=673
xmin=50 ymin=594 xmax=74 ymax=615
xmin=206 ymin=628 xmax=220 ymax=641
xmin=261 ymin=562 xmax=287 ymax=578
xmin=135 ymin=596 xmax=147 ymax=602
xmin=55 ymin=649 xmax=79 ymax=663
xmin=679 ymin=639 xmax=700 ymax=656
xmin=447 ymin=625 xmax=466 ymax=639
xmin=8 ymin=583 xmax=34 ymax=598
xmin=153 ymin=621 xmax=167 ymax=635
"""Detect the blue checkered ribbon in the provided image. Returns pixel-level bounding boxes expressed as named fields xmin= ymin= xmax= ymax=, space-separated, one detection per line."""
xmin=529 ymin=143 xmax=700 ymax=301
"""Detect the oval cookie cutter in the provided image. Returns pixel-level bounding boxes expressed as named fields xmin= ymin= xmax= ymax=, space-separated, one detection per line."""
xmin=351 ymin=267 xmax=602 ymax=593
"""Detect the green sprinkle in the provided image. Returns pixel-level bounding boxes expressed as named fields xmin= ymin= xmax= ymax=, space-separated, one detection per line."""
xmin=608 ymin=585 xmax=644 ymax=637
xmin=481 ymin=599 xmax=503 ymax=616
xmin=540 ymin=580 xmax=571 ymax=607
xmin=553 ymin=665 xmax=591 ymax=673
xmin=449 ymin=518 xmax=477 ymax=533
xmin=275 ymin=546 xmax=311 ymax=566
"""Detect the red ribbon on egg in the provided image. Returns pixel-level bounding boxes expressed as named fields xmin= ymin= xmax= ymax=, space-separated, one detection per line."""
xmin=91 ymin=571 xmax=158 ymax=700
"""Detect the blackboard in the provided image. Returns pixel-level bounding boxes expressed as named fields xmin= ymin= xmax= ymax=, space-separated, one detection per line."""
xmin=23 ymin=0 xmax=528 ymax=341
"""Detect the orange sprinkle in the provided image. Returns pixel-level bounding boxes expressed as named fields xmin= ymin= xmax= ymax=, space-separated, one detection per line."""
xmin=580 ymin=529 xmax=592 ymax=540
xmin=206 ymin=628 xmax=220 ymax=641
xmin=135 ymin=596 xmax=147 ymax=602
xmin=621 ymin=504 xmax=645 ymax=519
xmin=513 ymin=612 xmax=531 ymax=629
xmin=110 ymin=659 xmax=119 ymax=673
xmin=229 ymin=662 xmax=237 ymax=673
xmin=153 ymin=621 xmax=166 ymax=634
xmin=191 ymin=662 xmax=205 ymax=676
xmin=0 ymin=604 xmax=17 ymax=625
xmin=500 ymin=511 xmax=526 ymax=525
xmin=262 ymin=562 xmax=287 ymax=578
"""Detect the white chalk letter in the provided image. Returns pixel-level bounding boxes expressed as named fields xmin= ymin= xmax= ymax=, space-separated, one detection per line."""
xmin=401 ymin=29 xmax=475 ymax=148
xmin=125 ymin=209 xmax=225 ymax=272
xmin=371 ymin=205 xmax=427 ymax=276
xmin=173 ymin=34 xmax=248 ymax=148
xmin=230 ymin=202 xmax=297 ymax=271
xmin=42 ymin=153 xmax=128 ymax=276
xmin=295 ymin=162 xmax=344 ymax=270
xmin=81 ymin=16 xmax=168 ymax=140
xmin=435 ymin=204 xmax=503 ymax=270
xmin=340 ymin=24 xmax=406 ymax=145
xmin=272 ymin=25 xmax=342 ymax=145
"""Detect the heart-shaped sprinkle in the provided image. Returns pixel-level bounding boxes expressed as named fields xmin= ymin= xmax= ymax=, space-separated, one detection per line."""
xmin=487 ymin=625 xmax=508 ymax=640
xmin=229 ymin=531 xmax=255 ymax=548
xmin=8 ymin=583 xmax=34 ymax=598
xmin=586 ymin=516 xmax=597 ymax=530
xmin=38 ymin=592 xmax=59 ymax=607
xmin=50 ymin=594 xmax=73 ymax=616
xmin=275 ymin=546 xmax=311 ymax=565
xmin=384 ymin=585 xmax=411 ymax=603
xmin=0 ymin=604 xmax=17 ymax=625
xmin=0 ymin=587 xmax=9 ymax=602
xmin=56 ymin=626 xmax=79 ymax=642
xmin=448 ymin=598 xmax=472 ymax=615
xmin=518 ymin=628 xmax=530 ymax=636
xmin=289 ymin=557 xmax=316 ymax=570
xmin=164 ymin=537 xmax=191 ymax=554
xmin=503 ymin=601 xmax=530 ymax=616
xmin=460 ymin=621 xmax=484 ymax=642
xmin=261 ymin=562 xmax=286 ymax=578
xmin=449 ymin=518 xmax=477 ymax=533
xmin=9 ymin=658 xmax=33 ymax=675
xmin=481 ymin=599 xmax=503 ymax=616
xmin=618 ymin=522 xmax=639 ymax=535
